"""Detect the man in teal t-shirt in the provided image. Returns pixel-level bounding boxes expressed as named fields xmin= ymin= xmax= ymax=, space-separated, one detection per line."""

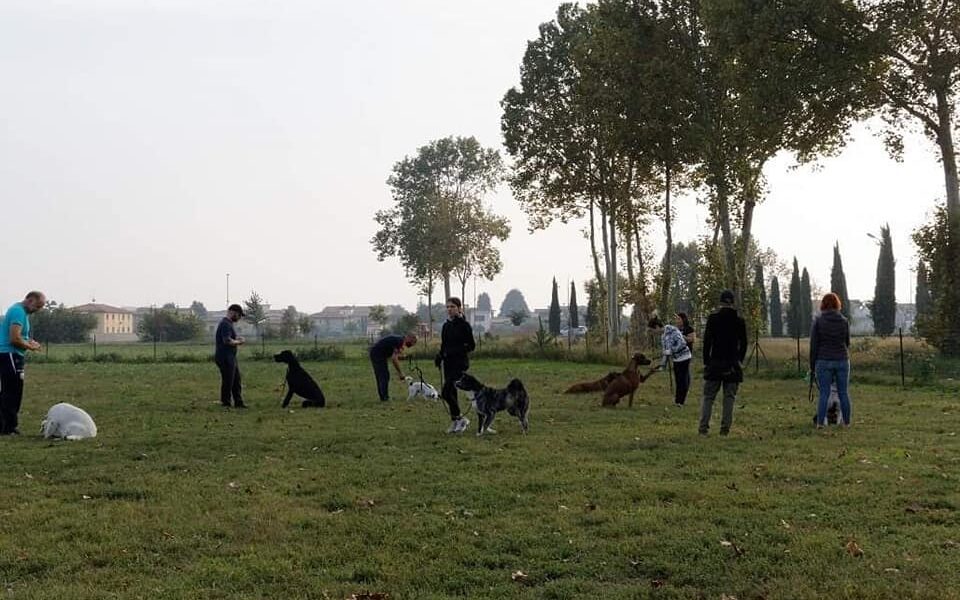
xmin=0 ymin=291 xmax=46 ymax=435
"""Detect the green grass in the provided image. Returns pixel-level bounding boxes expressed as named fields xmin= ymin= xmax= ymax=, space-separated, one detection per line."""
xmin=2 ymin=358 xmax=958 ymax=599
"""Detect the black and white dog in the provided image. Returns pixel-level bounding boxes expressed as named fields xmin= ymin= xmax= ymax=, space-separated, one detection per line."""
xmin=274 ymin=350 xmax=326 ymax=408
xmin=455 ymin=373 xmax=529 ymax=436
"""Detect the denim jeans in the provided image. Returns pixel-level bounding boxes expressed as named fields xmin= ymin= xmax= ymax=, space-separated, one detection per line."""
xmin=815 ymin=359 xmax=851 ymax=426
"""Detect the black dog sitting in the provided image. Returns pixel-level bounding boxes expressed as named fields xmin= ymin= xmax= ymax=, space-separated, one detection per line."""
xmin=455 ymin=373 xmax=529 ymax=436
xmin=273 ymin=350 xmax=326 ymax=408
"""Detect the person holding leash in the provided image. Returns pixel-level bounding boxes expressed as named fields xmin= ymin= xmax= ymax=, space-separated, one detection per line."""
xmin=0 ymin=291 xmax=46 ymax=435
xmin=699 ymin=290 xmax=748 ymax=436
xmin=369 ymin=332 xmax=417 ymax=402
xmin=648 ymin=314 xmax=693 ymax=407
xmin=435 ymin=297 xmax=474 ymax=434
xmin=215 ymin=304 xmax=247 ymax=408
xmin=810 ymin=293 xmax=852 ymax=428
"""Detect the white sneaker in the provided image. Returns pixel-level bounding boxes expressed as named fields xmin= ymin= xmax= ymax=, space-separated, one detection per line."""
xmin=452 ymin=416 xmax=470 ymax=434
xmin=483 ymin=427 xmax=497 ymax=435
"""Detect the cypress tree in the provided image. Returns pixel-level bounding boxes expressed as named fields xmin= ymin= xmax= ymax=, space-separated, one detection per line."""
xmin=770 ymin=276 xmax=783 ymax=337
xmin=788 ymin=257 xmax=802 ymax=337
xmin=872 ymin=224 xmax=897 ymax=336
xmin=569 ymin=281 xmax=580 ymax=328
xmin=831 ymin=242 xmax=851 ymax=320
xmin=800 ymin=268 xmax=813 ymax=335
xmin=754 ymin=263 xmax=768 ymax=333
xmin=548 ymin=277 xmax=562 ymax=336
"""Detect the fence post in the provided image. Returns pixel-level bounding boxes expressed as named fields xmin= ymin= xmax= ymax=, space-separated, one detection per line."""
xmin=899 ymin=327 xmax=905 ymax=388
xmin=796 ymin=334 xmax=801 ymax=374
xmin=93 ymin=335 xmax=97 ymax=359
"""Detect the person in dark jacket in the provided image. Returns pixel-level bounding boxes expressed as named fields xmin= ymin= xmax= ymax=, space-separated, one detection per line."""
xmin=369 ymin=333 xmax=416 ymax=401
xmin=699 ymin=290 xmax=748 ymax=436
xmin=215 ymin=304 xmax=247 ymax=408
xmin=435 ymin=297 xmax=475 ymax=434
xmin=810 ymin=293 xmax=852 ymax=427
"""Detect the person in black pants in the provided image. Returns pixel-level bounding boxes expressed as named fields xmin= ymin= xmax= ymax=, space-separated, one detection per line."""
xmin=699 ymin=290 xmax=748 ymax=436
xmin=0 ymin=291 xmax=46 ymax=435
xmin=435 ymin=297 xmax=475 ymax=434
xmin=215 ymin=304 xmax=247 ymax=408
xmin=369 ymin=333 xmax=416 ymax=401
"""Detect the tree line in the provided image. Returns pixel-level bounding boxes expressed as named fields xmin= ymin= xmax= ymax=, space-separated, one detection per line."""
xmin=496 ymin=0 xmax=960 ymax=354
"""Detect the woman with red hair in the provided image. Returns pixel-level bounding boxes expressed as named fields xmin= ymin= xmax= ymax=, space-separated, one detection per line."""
xmin=809 ymin=293 xmax=852 ymax=427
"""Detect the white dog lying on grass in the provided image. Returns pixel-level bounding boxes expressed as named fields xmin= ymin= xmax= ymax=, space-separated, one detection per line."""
xmin=41 ymin=403 xmax=98 ymax=440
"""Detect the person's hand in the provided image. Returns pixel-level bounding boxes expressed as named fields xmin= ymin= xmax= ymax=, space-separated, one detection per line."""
xmin=27 ymin=340 xmax=42 ymax=352
xmin=236 ymin=337 xmax=246 ymax=345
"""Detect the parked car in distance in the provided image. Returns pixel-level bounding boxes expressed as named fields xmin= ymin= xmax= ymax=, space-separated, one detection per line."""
xmin=559 ymin=326 xmax=588 ymax=338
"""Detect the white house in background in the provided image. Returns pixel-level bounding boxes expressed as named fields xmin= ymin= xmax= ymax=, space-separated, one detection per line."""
xmin=203 ymin=310 xmax=257 ymax=337
xmin=72 ymin=303 xmax=137 ymax=342
xmin=465 ymin=306 xmax=495 ymax=334
xmin=310 ymin=305 xmax=407 ymax=337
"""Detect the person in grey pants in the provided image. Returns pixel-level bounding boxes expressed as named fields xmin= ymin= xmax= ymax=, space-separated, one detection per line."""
xmin=699 ymin=290 xmax=748 ymax=436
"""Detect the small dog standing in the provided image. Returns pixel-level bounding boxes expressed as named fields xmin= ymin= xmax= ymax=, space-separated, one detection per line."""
xmin=273 ymin=350 xmax=326 ymax=408
xmin=41 ymin=402 xmax=97 ymax=440
xmin=602 ymin=353 xmax=656 ymax=408
xmin=405 ymin=367 xmax=439 ymax=401
xmin=454 ymin=373 xmax=529 ymax=436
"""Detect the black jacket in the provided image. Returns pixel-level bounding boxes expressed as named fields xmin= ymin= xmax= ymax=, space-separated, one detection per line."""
xmin=437 ymin=316 xmax=476 ymax=371
xmin=702 ymin=306 xmax=748 ymax=382
xmin=809 ymin=310 xmax=850 ymax=370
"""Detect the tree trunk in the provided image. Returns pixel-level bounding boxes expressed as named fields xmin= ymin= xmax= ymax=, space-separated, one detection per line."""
xmin=716 ymin=184 xmax=737 ymax=291
xmin=589 ymin=199 xmax=605 ymax=287
xmin=660 ymin=164 xmax=673 ymax=317
xmin=738 ymin=196 xmax=757 ymax=308
xmin=625 ymin=212 xmax=636 ymax=290
xmin=443 ymin=272 xmax=451 ymax=301
xmin=607 ymin=202 xmax=620 ymax=347
xmin=599 ymin=200 xmax=613 ymax=346
xmin=936 ymin=89 xmax=960 ymax=222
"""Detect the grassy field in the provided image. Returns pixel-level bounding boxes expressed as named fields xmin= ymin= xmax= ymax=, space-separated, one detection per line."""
xmin=2 ymin=356 xmax=958 ymax=599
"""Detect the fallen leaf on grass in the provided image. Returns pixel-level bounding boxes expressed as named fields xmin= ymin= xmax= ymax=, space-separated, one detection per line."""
xmin=905 ymin=503 xmax=923 ymax=514
xmin=884 ymin=568 xmax=900 ymax=574
xmin=347 ymin=593 xmax=390 ymax=600
xmin=780 ymin=519 xmax=791 ymax=530
xmin=24 ymin=473 xmax=33 ymax=479
xmin=720 ymin=594 xmax=738 ymax=600
xmin=511 ymin=570 xmax=528 ymax=582
xmin=720 ymin=540 xmax=745 ymax=556
xmin=845 ymin=540 xmax=864 ymax=557
xmin=559 ymin=505 xmax=569 ymax=511
xmin=650 ymin=579 xmax=665 ymax=589
xmin=227 ymin=482 xmax=239 ymax=490
xmin=82 ymin=495 xmax=91 ymax=500
xmin=585 ymin=502 xmax=598 ymax=511
xmin=356 ymin=498 xmax=376 ymax=508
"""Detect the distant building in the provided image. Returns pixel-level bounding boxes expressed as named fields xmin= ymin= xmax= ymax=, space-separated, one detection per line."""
xmin=310 ymin=305 xmax=407 ymax=338
xmin=72 ymin=303 xmax=137 ymax=342
xmin=465 ymin=306 xmax=495 ymax=334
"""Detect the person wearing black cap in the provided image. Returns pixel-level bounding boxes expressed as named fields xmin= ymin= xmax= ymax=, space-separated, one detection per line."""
xmin=699 ymin=289 xmax=747 ymax=436
xmin=215 ymin=304 xmax=247 ymax=408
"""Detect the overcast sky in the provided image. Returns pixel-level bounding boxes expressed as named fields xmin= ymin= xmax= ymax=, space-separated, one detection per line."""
xmin=0 ymin=0 xmax=946 ymax=314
